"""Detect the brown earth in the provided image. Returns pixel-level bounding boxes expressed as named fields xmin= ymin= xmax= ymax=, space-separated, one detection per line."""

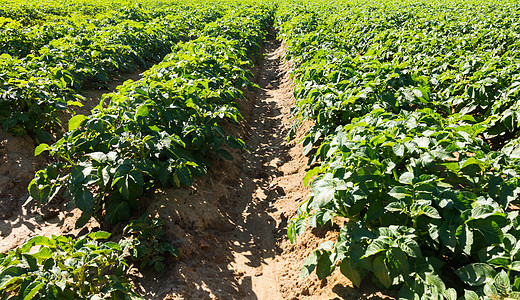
xmin=0 ymin=33 xmax=396 ymax=299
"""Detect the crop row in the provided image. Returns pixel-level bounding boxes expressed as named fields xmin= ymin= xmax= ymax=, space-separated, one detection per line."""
xmin=30 ymin=3 xmax=274 ymax=228
xmin=0 ymin=3 xmax=191 ymax=58
xmin=2 ymin=1 xmax=274 ymax=298
xmin=278 ymin=0 xmax=520 ymax=298
xmin=0 ymin=0 xmax=138 ymax=25
xmin=0 ymin=215 xmax=175 ymax=299
xmin=0 ymin=3 xmax=223 ymax=140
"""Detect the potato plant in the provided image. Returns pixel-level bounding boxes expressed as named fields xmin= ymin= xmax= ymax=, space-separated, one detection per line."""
xmin=278 ymin=0 xmax=520 ymax=298
xmin=29 ymin=3 xmax=274 ymax=227
xmin=0 ymin=2 xmax=222 ymax=139
xmin=0 ymin=215 xmax=175 ymax=300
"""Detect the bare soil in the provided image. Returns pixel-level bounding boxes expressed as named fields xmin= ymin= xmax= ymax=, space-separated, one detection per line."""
xmin=0 ymin=33 xmax=396 ymax=299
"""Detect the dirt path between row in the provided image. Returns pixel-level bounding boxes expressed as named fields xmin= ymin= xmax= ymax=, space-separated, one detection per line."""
xmin=134 ymin=32 xmax=393 ymax=300
xmin=133 ymin=31 xmax=311 ymax=300
xmin=223 ymin=32 xmax=299 ymax=300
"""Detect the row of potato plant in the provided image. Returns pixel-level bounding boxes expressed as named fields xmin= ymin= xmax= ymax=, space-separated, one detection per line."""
xmin=1 ymin=2 xmax=273 ymax=298
xmin=0 ymin=0 xmax=139 ymax=25
xmin=278 ymin=0 xmax=520 ymax=298
xmin=0 ymin=3 xmax=186 ymax=58
xmin=0 ymin=214 xmax=175 ymax=299
xmin=30 ymin=3 xmax=274 ymax=228
xmin=0 ymin=3 xmax=222 ymax=140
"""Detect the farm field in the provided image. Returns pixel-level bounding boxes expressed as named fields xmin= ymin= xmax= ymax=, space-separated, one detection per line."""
xmin=1 ymin=0 xmax=520 ymax=299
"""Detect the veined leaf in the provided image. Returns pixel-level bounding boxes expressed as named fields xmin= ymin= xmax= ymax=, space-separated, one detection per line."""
xmin=68 ymin=115 xmax=86 ymax=131
xmin=455 ymin=263 xmax=497 ymax=286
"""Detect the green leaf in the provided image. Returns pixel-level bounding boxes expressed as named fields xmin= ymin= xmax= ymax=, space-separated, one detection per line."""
xmin=431 ymin=149 xmax=455 ymax=160
xmin=464 ymin=290 xmax=479 ymax=300
xmin=373 ymin=255 xmax=392 ymax=288
xmin=494 ymin=270 xmax=511 ymax=296
xmin=302 ymin=136 xmax=313 ymax=156
xmin=385 ymin=201 xmax=404 ymax=212
xmin=87 ymin=231 xmax=111 ymax=240
xmin=316 ymin=251 xmax=334 ymax=280
xmin=101 ymin=166 xmax=110 ymax=186
xmin=440 ymin=223 xmax=457 ymax=252
xmin=312 ymin=175 xmax=337 ymax=208
xmin=400 ymin=238 xmax=421 ymax=258
xmin=20 ymin=236 xmax=51 ymax=252
xmin=469 ymin=220 xmax=504 ymax=245
xmin=105 ymin=195 xmax=130 ymax=225
xmin=23 ymin=282 xmax=45 ymax=300
xmin=28 ymin=179 xmax=40 ymax=202
xmin=511 ymin=261 xmax=520 ymax=272
xmin=388 ymin=186 xmax=410 ymax=200
xmin=119 ymin=174 xmax=143 ymax=203
xmin=75 ymin=212 xmax=92 ymax=228
xmin=34 ymin=143 xmax=49 ymax=156
xmin=87 ymin=152 xmax=107 ymax=163
xmin=0 ymin=266 xmax=26 ymax=289
xmin=129 ymin=170 xmax=145 ymax=187
xmin=455 ymin=263 xmax=497 ymax=286
xmin=456 ymin=225 xmax=473 ymax=255
xmin=340 ymin=257 xmax=362 ymax=287
xmin=388 ymin=247 xmax=409 ymax=275
xmin=288 ymin=218 xmax=306 ymax=243
xmin=34 ymin=247 xmax=53 ymax=260
xmin=399 ymin=172 xmax=414 ymax=185
xmin=303 ymin=166 xmax=322 ymax=188
xmin=425 ymin=273 xmax=446 ymax=291
xmin=74 ymin=189 xmax=94 ymax=213
xmin=443 ymin=288 xmax=458 ymax=300
xmin=461 ymin=157 xmax=481 ymax=170
xmin=68 ymin=115 xmax=86 ymax=131
xmin=226 ymin=136 xmax=246 ymax=150
xmin=300 ymin=251 xmax=318 ymax=279
xmin=364 ymin=239 xmax=389 ymax=258
xmin=415 ymin=136 xmax=429 ymax=148
xmin=422 ymin=206 xmax=441 ymax=219
xmin=135 ymin=105 xmax=149 ymax=120
xmin=20 ymin=254 xmax=38 ymax=271
xmin=393 ymin=143 xmax=405 ymax=157
xmin=382 ymin=158 xmax=396 ymax=174
xmin=34 ymin=129 xmax=52 ymax=143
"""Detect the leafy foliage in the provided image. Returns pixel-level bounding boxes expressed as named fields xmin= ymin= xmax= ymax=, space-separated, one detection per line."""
xmin=278 ymin=0 xmax=520 ymax=298
xmin=29 ymin=3 xmax=274 ymax=227
xmin=0 ymin=2 xmax=222 ymax=139
xmin=123 ymin=214 xmax=178 ymax=272
xmin=0 ymin=214 xmax=175 ymax=299
xmin=0 ymin=231 xmax=142 ymax=300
